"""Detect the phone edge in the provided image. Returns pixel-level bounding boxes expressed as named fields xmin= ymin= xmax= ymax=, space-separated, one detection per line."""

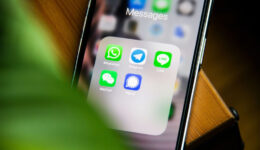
xmin=176 ymin=0 xmax=214 ymax=149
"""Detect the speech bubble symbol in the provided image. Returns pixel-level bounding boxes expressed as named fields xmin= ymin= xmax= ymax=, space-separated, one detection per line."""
xmin=102 ymin=73 xmax=114 ymax=84
xmin=157 ymin=54 xmax=169 ymax=65
xmin=126 ymin=76 xmax=139 ymax=88
xmin=107 ymin=47 xmax=120 ymax=59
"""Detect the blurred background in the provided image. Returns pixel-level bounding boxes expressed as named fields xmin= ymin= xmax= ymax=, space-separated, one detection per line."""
xmin=2 ymin=0 xmax=259 ymax=149
xmin=204 ymin=0 xmax=260 ymax=150
xmin=28 ymin=0 xmax=260 ymax=149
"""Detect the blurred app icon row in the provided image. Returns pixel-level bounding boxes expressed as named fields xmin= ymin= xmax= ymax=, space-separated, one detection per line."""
xmin=129 ymin=0 xmax=172 ymax=13
xmin=98 ymin=0 xmax=196 ymax=41
xmin=129 ymin=0 xmax=196 ymax=15
xmin=99 ymin=15 xmax=190 ymax=41
xmin=125 ymin=20 xmax=190 ymax=41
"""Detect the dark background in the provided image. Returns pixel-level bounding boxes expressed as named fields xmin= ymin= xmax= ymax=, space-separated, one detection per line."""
xmin=204 ymin=0 xmax=260 ymax=149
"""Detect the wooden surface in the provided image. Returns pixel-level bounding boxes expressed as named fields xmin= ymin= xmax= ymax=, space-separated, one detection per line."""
xmin=186 ymin=70 xmax=233 ymax=145
xmin=27 ymin=0 xmax=234 ymax=146
xmin=28 ymin=0 xmax=89 ymax=73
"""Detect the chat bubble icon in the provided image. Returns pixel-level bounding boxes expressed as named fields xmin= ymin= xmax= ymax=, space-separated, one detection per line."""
xmin=154 ymin=51 xmax=172 ymax=68
xmin=108 ymin=47 xmax=120 ymax=58
xmin=126 ymin=76 xmax=139 ymax=88
xmin=157 ymin=54 xmax=169 ymax=65
xmin=99 ymin=70 xmax=117 ymax=87
xmin=105 ymin=44 xmax=123 ymax=61
xmin=102 ymin=73 xmax=115 ymax=84
xmin=124 ymin=74 xmax=142 ymax=91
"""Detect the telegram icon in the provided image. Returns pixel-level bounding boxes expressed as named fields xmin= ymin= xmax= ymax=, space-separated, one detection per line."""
xmin=129 ymin=48 xmax=147 ymax=65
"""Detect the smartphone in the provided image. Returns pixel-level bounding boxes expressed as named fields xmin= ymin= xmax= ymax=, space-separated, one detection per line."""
xmin=72 ymin=0 xmax=213 ymax=149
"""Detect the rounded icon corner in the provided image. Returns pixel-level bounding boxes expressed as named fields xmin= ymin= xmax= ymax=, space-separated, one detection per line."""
xmin=170 ymin=44 xmax=181 ymax=57
xmin=100 ymin=36 xmax=114 ymax=43
xmin=168 ymin=44 xmax=181 ymax=63
xmin=175 ymin=46 xmax=181 ymax=54
xmin=176 ymin=47 xmax=181 ymax=57
xmin=151 ymin=124 xmax=168 ymax=136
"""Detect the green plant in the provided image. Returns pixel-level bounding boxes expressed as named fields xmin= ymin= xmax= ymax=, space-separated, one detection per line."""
xmin=0 ymin=1 xmax=127 ymax=150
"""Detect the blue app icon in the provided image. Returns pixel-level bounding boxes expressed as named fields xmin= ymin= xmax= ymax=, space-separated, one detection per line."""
xmin=124 ymin=73 xmax=142 ymax=91
xmin=173 ymin=25 xmax=190 ymax=41
xmin=129 ymin=48 xmax=147 ymax=65
xmin=129 ymin=0 xmax=146 ymax=10
xmin=174 ymin=26 xmax=185 ymax=38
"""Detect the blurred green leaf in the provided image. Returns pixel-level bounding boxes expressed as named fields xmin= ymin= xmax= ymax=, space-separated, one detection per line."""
xmin=0 ymin=1 xmax=128 ymax=150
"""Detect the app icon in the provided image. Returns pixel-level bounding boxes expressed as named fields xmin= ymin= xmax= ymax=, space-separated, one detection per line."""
xmin=152 ymin=0 xmax=171 ymax=13
xmin=129 ymin=0 xmax=146 ymax=10
xmin=98 ymin=15 xmax=117 ymax=32
xmin=129 ymin=48 xmax=147 ymax=65
xmin=99 ymin=70 xmax=118 ymax=87
xmin=124 ymin=73 xmax=142 ymax=91
xmin=154 ymin=51 xmax=172 ymax=68
xmin=105 ymin=44 xmax=123 ymax=61
xmin=174 ymin=26 xmax=185 ymax=39
xmin=124 ymin=19 xmax=138 ymax=35
xmin=173 ymin=25 xmax=190 ymax=41
xmin=150 ymin=23 xmax=163 ymax=36
xmin=177 ymin=0 xmax=196 ymax=16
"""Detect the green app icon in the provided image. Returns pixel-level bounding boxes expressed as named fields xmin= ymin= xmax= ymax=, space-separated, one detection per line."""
xmin=99 ymin=70 xmax=118 ymax=87
xmin=105 ymin=44 xmax=123 ymax=61
xmin=154 ymin=51 xmax=172 ymax=68
xmin=152 ymin=0 xmax=171 ymax=13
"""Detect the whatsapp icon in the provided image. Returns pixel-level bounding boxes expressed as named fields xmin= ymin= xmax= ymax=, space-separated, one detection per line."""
xmin=105 ymin=44 xmax=123 ymax=61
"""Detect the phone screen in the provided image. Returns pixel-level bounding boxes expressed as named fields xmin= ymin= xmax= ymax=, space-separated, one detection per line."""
xmin=76 ymin=0 xmax=207 ymax=149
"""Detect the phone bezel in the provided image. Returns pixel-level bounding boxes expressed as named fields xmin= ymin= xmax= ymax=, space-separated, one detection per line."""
xmin=71 ymin=0 xmax=213 ymax=149
xmin=175 ymin=0 xmax=213 ymax=149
